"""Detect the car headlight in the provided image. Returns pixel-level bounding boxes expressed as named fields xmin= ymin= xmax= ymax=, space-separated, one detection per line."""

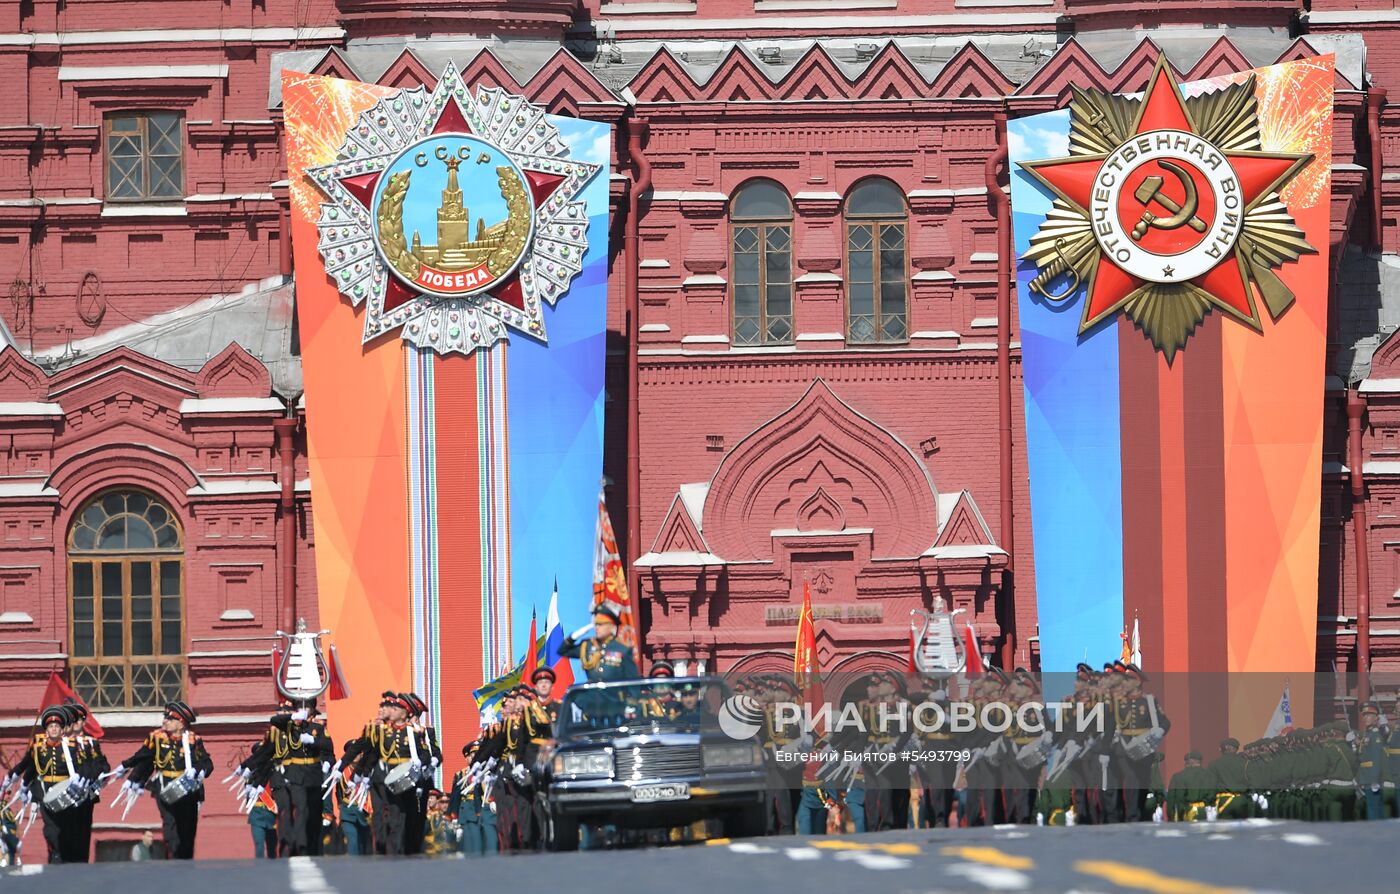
xmin=703 ymin=742 xmax=762 ymax=768
xmin=557 ymin=750 xmax=613 ymax=777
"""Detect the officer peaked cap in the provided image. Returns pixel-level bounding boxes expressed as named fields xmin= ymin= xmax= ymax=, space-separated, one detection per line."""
xmin=164 ymin=701 xmax=197 ymax=725
xmin=530 ymin=665 xmax=557 ymax=683
xmin=648 ymin=660 xmax=675 ymax=678
xmin=40 ymin=705 xmax=67 ymax=726
xmin=592 ymin=603 xmax=621 ymax=623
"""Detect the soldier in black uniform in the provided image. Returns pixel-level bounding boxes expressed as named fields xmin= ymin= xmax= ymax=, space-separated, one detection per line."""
xmin=401 ymin=692 xmax=442 ymax=856
xmin=250 ymin=698 xmax=333 ymax=856
xmin=62 ymin=702 xmax=104 ymax=862
xmin=17 ymin=706 xmax=81 ymax=863
xmin=863 ymin=672 xmax=913 ymax=831
xmin=1110 ymin=664 xmax=1169 ymax=822
xmin=343 ymin=693 xmax=426 ymax=855
xmin=1002 ymin=669 xmax=1047 ymax=824
xmin=117 ymin=701 xmax=214 ymax=859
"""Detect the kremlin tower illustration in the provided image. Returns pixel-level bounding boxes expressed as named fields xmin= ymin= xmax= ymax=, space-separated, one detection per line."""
xmin=409 ymin=154 xmax=509 ymax=271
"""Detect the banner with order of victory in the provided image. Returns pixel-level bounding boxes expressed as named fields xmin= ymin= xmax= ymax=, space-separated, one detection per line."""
xmin=282 ymin=63 xmax=609 ymax=763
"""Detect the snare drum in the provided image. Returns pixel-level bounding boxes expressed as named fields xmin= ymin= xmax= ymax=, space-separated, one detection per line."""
xmin=158 ymin=773 xmax=203 ymax=805
xmin=384 ymin=761 xmax=417 ymax=795
xmin=42 ymin=778 xmax=83 ymax=812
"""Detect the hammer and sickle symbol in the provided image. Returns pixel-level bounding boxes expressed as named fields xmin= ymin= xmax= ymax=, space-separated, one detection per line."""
xmin=1130 ymin=160 xmax=1208 ymax=241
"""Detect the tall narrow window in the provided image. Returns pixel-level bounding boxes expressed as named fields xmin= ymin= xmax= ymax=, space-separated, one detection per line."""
xmin=845 ymin=178 xmax=908 ymax=344
xmin=68 ymin=490 xmax=185 ymax=709
xmin=731 ymin=180 xmax=793 ymax=346
xmin=105 ymin=112 xmax=184 ymax=201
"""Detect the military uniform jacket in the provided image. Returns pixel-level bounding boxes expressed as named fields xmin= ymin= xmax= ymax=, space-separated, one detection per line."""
xmin=122 ymin=729 xmax=215 ymax=798
xmin=1207 ymin=753 xmax=1248 ymax=796
xmin=18 ymin=734 xmax=78 ymax=798
xmin=1165 ymin=766 xmax=1214 ymax=820
xmin=1384 ymin=725 xmax=1400 ymax=784
xmin=1112 ymin=694 xmax=1170 ymax=742
xmin=1357 ymin=728 xmax=1387 ymax=787
xmin=263 ymin=714 xmax=334 ymax=786
xmin=354 ymin=722 xmax=428 ymax=780
xmin=559 ymin=635 xmax=638 ymax=683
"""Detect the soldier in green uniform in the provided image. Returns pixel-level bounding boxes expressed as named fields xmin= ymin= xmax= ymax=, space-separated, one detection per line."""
xmin=1357 ymin=703 xmax=1387 ymax=820
xmin=1146 ymin=753 xmax=1167 ymax=821
xmin=1207 ymin=738 xmax=1251 ymax=819
xmin=1315 ymin=722 xmax=1358 ymax=822
xmin=559 ymin=604 xmax=639 ymax=684
xmin=1384 ymin=703 xmax=1400 ymax=818
xmin=1166 ymin=750 xmax=1212 ymax=821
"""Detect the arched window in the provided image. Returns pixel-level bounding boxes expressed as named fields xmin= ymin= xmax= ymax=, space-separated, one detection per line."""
xmin=845 ymin=178 xmax=908 ymax=344
xmin=731 ymin=180 xmax=793 ymax=346
xmin=68 ymin=490 xmax=185 ymax=709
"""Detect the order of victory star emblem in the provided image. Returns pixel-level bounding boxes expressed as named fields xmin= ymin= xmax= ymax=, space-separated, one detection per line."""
xmin=1019 ymin=57 xmax=1316 ymax=360
xmin=307 ymin=63 xmax=601 ymax=356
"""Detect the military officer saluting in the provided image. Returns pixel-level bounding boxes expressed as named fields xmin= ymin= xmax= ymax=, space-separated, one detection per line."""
xmin=559 ymin=603 xmax=638 ymax=683
xmin=115 ymin=701 xmax=213 ymax=859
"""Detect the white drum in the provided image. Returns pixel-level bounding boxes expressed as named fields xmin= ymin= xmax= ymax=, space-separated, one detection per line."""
xmin=385 ymin=761 xmax=417 ymax=795
xmin=158 ymin=774 xmax=203 ymax=805
xmin=42 ymin=778 xmax=83 ymax=812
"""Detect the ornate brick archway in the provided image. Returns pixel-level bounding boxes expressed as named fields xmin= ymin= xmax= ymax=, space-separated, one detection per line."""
xmin=638 ymin=379 xmax=1007 ymax=673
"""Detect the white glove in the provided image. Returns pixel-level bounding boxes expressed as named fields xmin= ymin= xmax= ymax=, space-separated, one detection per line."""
xmin=197 ymin=770 xmax=206 ymax=781
xmin=1036 ymin=812 xmax=1044 ymax=826
xmin=183 ymin=766 xmax=198 ymax=779
xmin=299 ymin=733 xmax=317 ymax=745
xmin=123 ymin=780 xmax=142 ymax=797
xmin=98 ymin=768 xmax=124 ymax=782
xmin=512 ymin=763 xmax=529 ymax=784
xmin=488 ymin=800 xmax=497 ymax=813
xmin=1346 ymin=731 xmax=1357 ymax=742
xmin=569 ymin=623 xmax=595 ymax=641
xmin=430 ymin=756 xmax=440 ymax=769
xmin=321 ymin=761 xmax=331 ymax=776
xmin=292 ymin=709 xmax=309 ymax=722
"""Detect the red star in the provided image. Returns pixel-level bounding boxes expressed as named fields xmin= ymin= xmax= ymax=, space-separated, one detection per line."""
xmin=1021 ymin=59 xmax=1311 ymax=334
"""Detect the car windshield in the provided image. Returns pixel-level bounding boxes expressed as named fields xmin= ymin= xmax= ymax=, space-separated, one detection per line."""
xmin=559 ymin=678 xmax=729 ymax=736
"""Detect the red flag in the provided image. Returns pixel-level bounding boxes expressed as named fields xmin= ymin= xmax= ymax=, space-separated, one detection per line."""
xmin=39 ymin=671 xmax=103 ymax=738
xmin=963 ymin=625 xmax=984 ymax=674
xmin=326 ymin=644 xmax=352 ymax=701
xmin=523 ymin=610 xmax=539 ymax=679
xmin=271 ymin=642 xmax=285 ymax=701
xmin=794 ymin=581 xmax=817 ymax=677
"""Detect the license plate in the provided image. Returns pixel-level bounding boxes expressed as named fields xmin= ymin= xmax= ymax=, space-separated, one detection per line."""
xmin=630 ymin=782 xmax=690 ymax=803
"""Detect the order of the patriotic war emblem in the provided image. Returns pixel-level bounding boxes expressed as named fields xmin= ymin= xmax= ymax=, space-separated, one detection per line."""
xmin=1019 ymin=57 xmax=1315 ymax=361
xmin=307 ymin=63 xmax=600 ymax=356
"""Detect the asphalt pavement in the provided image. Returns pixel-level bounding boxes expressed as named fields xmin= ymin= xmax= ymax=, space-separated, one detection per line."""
xmin=2 ymin=819 xmax=1385 ymax=893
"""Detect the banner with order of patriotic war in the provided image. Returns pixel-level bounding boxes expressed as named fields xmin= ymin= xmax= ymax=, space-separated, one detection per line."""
xmin=282 ymin=63 xmax=609 ymax=764
xmin=1010 ymin=55 xmax=1333 ymax=740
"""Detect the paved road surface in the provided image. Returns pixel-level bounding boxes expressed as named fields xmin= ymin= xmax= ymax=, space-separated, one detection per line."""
xmin=4 ymin=819 xmax=1386 ymax=893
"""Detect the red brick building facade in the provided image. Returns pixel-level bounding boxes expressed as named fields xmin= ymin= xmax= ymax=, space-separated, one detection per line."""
xmin=0 ymin=0 xmax=1397 ymax=859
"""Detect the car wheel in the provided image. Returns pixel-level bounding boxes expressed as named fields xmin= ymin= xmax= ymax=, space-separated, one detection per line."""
xmin=722 ymin=803 xmax=768 ymax=839
xmin=548 ymin=812 xmax=580 ymax=852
